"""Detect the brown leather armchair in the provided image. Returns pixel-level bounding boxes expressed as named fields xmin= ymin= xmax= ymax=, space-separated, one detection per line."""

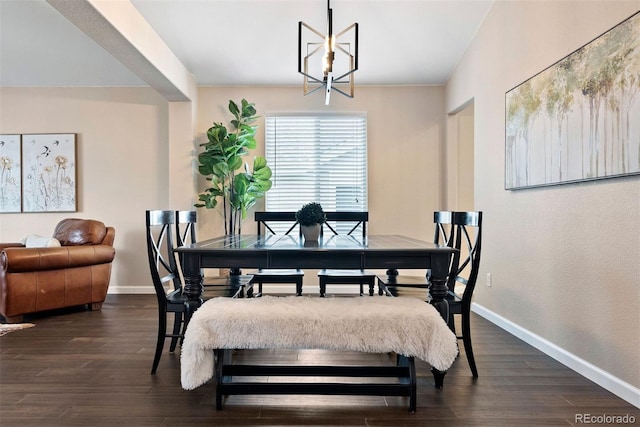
xmin=0 ymin=219 xmax=116 ymax=323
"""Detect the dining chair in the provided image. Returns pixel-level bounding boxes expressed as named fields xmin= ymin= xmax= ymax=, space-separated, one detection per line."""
xmin=175 ymin=210 xmax=254 ymax=298
xmin=251 ymin=212 xmax=304 ymax=296
xmin=146 ymin=209 xmax=189 ymax=374
xmin=317 ymin=212 xmax=377 ymax=297
xmin=445 ymin=211 xmax=482 ymax=377
xmin=377 ymin=211 xmax=483 ymax=377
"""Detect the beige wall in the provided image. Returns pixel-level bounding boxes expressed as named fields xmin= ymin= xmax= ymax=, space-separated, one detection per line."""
xmin=446 ymin=0 xmax=640 ymax=391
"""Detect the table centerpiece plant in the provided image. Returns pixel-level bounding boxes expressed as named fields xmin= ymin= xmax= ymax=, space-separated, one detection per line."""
xmin=195 ymin=99 xmax=272 ymax=235
xmin=295 ymin=202 xmax=326 ymax=241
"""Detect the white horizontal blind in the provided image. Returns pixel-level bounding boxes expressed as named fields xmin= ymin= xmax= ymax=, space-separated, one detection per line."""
xmin=265 ymin=114 xmax=368 ymax=223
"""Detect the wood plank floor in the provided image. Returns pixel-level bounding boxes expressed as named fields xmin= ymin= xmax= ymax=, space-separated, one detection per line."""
xmin=1 ymin=294 xmax=638 ymax=426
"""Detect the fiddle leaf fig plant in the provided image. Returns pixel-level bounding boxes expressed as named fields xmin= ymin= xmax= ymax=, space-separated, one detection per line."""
xmin=195 ymin=99 xmax=272 ymax=235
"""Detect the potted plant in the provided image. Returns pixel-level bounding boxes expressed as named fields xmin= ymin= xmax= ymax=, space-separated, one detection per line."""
xmin=195 ymin=99 xmax=272 ymax=235
xmin=296 ymin=202 xmax=326 ymax=241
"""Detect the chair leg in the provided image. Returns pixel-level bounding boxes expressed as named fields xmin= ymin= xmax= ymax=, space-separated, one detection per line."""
xmin=152 ymin=308 xmax=167 ymax=374
xmin=319 ymin=278 xmax=326 ymax=297
xmin=169 ymin=312 xmax=182 ymax=352
xmin=296 ymin=278 xmax=303 ymax=296
xmin=461 ymin=310 xmax=478 ymax=377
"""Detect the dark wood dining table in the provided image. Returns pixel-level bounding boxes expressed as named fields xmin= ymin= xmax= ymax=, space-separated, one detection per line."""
xmin=175 ymin=234 xmax=457 ymax=322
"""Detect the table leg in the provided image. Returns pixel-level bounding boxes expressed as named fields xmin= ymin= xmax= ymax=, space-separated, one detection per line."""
xmin=182 ymin=253 xmax=204 ymax=325
xmin=428 ymin=254 xmax=450 ymax=323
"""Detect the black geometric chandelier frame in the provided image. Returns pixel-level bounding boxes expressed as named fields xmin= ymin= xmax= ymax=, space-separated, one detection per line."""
xmin=298 ymin=0 xmax=359 ymax=105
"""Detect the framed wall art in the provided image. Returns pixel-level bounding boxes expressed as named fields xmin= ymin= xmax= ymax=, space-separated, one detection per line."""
xmin=505 ymin=11 xmax=640 ymax=190
xmin=0 ymin=134 xmax=22 ymax=213
xmin=22 ymin=133 xmax=77 ymax=212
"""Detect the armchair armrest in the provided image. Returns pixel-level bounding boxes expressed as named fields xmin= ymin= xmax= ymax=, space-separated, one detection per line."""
xmin=1 ymin=245 xmax=116 ymax=273
xmin=0 ymin=243 xmax=24 ymax=252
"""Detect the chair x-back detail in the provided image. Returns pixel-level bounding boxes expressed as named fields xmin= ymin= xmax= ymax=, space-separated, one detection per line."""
xmin=253 ymin=212 xmax=305 ymax=296
xmin=318 ymin=211 xmax=376 ymax=297
xmin=146 ymin=210 xmax=189 ymax=374
xmin=175 ymin=210 xmax=254 ymax=298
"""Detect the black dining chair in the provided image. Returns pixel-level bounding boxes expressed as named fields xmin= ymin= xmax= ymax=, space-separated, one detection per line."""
xmin=146 ymin=209 xmax=189 ymax=374
xmin=446 ymin=211 xmax=482 ymax=377
xmin=251 ymin=212 xmax=305 ymax=296
xmin=317 ymin=212 xmax=377 ymax=297
xmin=175 ymin=210 xmax=254 ymax=298
xmin=377 ymin=211 xmax=483 ymax=377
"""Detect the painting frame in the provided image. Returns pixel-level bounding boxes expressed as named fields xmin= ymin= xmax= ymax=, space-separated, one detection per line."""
xmin=505 ymin=11 xmax=640 ymax=190
xmin=21 ymin=133 xmax=77 ymax=213
xmin=0 ymin=134 xmax=22 ymax=213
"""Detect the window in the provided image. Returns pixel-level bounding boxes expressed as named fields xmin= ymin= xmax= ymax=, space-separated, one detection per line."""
xmin=265 ymin=114 xmax=368 ymax=218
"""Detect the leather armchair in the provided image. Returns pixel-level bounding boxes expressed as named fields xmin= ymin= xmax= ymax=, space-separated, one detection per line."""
xmin=0 ymin=219 xmax=116 ymax=323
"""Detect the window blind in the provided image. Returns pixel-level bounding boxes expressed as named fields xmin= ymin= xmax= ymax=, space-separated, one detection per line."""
xmin=265 ymin=114 xmax=368 ymax=217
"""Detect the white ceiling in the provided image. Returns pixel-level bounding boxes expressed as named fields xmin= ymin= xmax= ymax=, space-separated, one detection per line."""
xmin=0 ymin=0 xmax=493 ymax=88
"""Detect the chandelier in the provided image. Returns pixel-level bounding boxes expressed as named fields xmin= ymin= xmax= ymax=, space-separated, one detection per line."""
xmin=298 ymin=0 xmax=359 ymax=105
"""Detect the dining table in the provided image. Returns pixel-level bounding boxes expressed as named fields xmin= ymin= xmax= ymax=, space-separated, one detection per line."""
xmin=175 ymin=233 xmax=457 ymax=323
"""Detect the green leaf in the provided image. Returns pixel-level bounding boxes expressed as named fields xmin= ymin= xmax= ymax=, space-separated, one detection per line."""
xmin=207 ymin=124 xmax=227 ymax=143
xmin=253 ymin=167 xmax=271 ymax=181
xmin=253 ymin=156 xmax=267 ymax=170
xmin=228 ymin=155 xmax=243 ymax=171
xmin=228 ymin=100 xmax=240 ymax=118
xmin=198 ymin=164 xmax=213 ymax=176
xmin=234 ymin=173 xmax=249 ymax=192
xmin=244 ymin=136 xmax=257 ymax=149
xmin=212 ymin=162 xmax=229 ymax=177
xmin=254 ymin=179 xmax=272 ymax=192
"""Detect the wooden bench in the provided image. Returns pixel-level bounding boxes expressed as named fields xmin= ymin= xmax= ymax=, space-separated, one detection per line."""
xmin=180 ymin=296 xmax=459 ymax=412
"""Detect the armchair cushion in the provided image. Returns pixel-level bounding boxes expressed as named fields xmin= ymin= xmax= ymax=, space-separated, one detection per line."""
xmin=54 ymin=218 xmax=107 ymax=246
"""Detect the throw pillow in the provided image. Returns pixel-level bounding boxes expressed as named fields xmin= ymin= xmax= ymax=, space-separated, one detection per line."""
xmin=21 ymin=234 xmax=62 ymax=248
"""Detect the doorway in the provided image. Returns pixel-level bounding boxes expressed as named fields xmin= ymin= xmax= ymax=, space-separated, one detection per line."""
xmin=445 ymin=101 xmax=475 ymax=211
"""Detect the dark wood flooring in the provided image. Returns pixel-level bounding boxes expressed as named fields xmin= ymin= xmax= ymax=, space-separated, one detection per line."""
xmin=1 ymin=294 xmax=638 ymax=426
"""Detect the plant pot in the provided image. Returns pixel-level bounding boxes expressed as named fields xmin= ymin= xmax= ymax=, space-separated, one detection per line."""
xmin=301 ymin=224 xmax=321 ymax=241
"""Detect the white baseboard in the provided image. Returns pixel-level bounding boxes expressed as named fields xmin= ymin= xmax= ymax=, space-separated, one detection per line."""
xmin=472 ymin=303 xmax=640 ymax=408
xmin=108 ymin=286 xmax=153 ymax=294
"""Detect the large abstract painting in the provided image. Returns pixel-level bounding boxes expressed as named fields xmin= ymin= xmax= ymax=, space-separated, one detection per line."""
xmin=22 ymin=133 xmax=77 ymax=212
xmin=0 ymin=135 xmax=22 ymax=213
xmin=505 ymin=11 xmax=640 ymax=189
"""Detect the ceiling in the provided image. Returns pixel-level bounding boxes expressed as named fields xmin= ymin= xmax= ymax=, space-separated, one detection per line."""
xmin=0 ymin=0 xmax=494 ymax=89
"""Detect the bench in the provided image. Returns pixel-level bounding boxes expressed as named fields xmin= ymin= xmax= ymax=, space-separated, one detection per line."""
xmin=180 ymin=296 xmax=459 ymax=412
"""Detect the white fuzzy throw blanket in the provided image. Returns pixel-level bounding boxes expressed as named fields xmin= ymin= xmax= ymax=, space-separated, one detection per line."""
xmin=181 ymin=296 xmax=458 ymax=390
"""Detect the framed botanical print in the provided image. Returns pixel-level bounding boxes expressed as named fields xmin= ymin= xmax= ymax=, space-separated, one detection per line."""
xmin=22 ymin=133 xmax=77 ymax=212
xmin=0 ymin=134 xmax=22 ymax=213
